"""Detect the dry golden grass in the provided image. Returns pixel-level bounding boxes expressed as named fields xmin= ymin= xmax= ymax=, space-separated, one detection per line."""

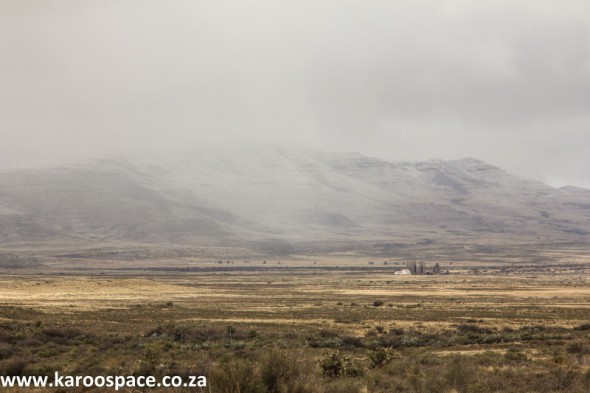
xmin=1 ymin=265 xmax=589 ymax=392
xmin=1 ymin=269 xmax=589 ymax=329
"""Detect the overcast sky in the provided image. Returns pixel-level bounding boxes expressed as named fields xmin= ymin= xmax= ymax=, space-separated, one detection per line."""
xmin=1 ymin=1 xmax=590 ymax=187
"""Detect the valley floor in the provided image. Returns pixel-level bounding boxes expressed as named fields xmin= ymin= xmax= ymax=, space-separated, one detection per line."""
xmin=0 ymin=266 xmax=589 ymax=392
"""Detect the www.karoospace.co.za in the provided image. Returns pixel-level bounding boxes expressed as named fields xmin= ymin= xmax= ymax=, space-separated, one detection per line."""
xmin=1 ymin=373 xmax=207 ymax=390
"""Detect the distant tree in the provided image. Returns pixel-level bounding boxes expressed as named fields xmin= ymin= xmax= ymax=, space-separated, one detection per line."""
xmin=417 ymin=261 xmax=425 ymax=274
xmin=433 ymin=262 xmax=441 ymax=274
xmin=406 ymin=261 xmax=417 ymax=274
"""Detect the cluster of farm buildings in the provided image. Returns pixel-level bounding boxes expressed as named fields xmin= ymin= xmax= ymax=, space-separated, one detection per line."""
xmin=393 ymin=261 xmax=443 ymax=275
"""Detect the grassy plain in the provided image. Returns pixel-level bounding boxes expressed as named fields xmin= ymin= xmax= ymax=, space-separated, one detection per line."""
xmin=0 ymin=261 xmax=589 ymax=392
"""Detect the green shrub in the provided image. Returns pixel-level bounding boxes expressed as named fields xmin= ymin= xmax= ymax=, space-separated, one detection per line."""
xmin=320 ymin=351 xmax=352 ymax=378
xmin=369 ymin=347 xmax=400 ymax=368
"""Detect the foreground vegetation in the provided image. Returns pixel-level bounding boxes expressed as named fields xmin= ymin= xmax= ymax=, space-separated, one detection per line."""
xmin=0 ymin=269 xmax=589 ymax=392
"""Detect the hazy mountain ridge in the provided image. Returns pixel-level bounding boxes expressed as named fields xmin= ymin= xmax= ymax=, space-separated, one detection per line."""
xmin=1 ymin=149 xmax=589 ymax=251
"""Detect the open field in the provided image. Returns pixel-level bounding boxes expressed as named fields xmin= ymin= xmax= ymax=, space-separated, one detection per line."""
xmin=0 ymin=265 xmax=589 ymax=392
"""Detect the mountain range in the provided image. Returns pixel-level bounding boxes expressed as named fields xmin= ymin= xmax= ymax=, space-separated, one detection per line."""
xmin=1 ymin=148 xmax=589 ymax=258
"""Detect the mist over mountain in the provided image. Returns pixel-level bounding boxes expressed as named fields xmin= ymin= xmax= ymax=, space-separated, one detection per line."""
xmin=1 ymin=147 xmax=589 ymax=257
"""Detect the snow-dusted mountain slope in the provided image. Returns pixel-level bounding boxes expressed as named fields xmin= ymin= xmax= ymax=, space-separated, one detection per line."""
xmin=1 ymin=148 xmax=589 ymax=249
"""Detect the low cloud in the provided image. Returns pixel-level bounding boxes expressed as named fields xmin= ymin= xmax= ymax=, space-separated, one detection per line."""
xmin=1 ymin=1 xmax=589 ymax=186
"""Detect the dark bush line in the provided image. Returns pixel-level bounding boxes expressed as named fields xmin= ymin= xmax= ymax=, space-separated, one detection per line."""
xmin=146 ymin=324 xmax=252 ymax=343
xmin=457 ymin=324 xmax=493 ymax=334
